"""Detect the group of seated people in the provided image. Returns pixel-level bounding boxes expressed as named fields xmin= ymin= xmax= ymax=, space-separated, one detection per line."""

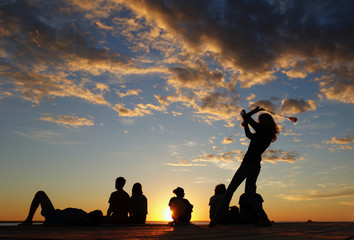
xmin=20 ymin=177 xmax=147 ymax=226
xmin=19 ymin=179 xmax=267 ymax=226
xmin=209 ymin=184 xmax=267 ymax=225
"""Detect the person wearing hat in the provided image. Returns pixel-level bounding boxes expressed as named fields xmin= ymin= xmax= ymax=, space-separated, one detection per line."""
xmin=168 ymin=187 xmax=193 ymax=225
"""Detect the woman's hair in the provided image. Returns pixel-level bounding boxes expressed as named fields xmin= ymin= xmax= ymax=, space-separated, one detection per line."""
xmin=214 ymin=184 xmax=226 ymax=195
xmin=258 ymin=113 xmax=279 ymax=142
xmin=132 ymin=182 xmax=143 ymax=196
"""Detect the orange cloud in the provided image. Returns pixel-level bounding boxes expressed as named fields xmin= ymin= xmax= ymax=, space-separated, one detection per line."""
xmin=262 ymin=149 xmax=303 ymax=163
xmin=222 ymin=137 xmax=234 ymax=145
xmin=40 ymin=114 xmax=94 ymax=128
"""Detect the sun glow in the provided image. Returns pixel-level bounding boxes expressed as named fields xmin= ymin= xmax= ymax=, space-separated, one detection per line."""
xmin=163 ymin=207 xmax=173 ymax=221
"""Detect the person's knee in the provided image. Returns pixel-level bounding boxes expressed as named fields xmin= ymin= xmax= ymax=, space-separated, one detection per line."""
xmin=35 ymin=191 xmax=46 ymax=197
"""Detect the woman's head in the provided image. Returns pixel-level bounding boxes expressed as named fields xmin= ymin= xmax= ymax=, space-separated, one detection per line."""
xmin=132 ymin=182 xmax=143 ymax=195
xmin=214 ymin=184 xmax=226 ymax=195
xmin=258 ymin=113 xmax=279 ymax=141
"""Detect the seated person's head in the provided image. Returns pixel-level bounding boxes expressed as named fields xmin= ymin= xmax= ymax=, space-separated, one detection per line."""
xmin=132 ymin=182 xmax=143 ymax=195
xmin=115 ymin=177 xmax=126 ymax=190
xmin=88 ymin=210 xmax=103 ymax=226
xmin=214 ymin=184 xmax=226 ymax=195
xmin=173 ymin=187 xmax=185 ymax=198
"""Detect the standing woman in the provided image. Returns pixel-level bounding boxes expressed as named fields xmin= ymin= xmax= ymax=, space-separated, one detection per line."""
xmin=209 ymin=106 xmax=279 ymax=227
xmin=129 ymin=183 xmax=148 ymax=224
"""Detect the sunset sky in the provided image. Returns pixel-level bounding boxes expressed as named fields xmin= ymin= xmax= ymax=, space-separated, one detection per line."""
xmin=0 ymin=0 xmax=353 ymax=222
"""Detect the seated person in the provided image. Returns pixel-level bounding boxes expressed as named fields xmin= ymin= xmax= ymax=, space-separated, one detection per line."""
xmin=106 ymin=177 xmax=130 ymax=224
xmin=209 ymin=184 xmax=239 ymax=224
xmin=238 ymin=192 xmax=264 ymax=224
xmin=209 ymin=184 xmax=227 ymax=221
xmin=20 ymin=191 xmax=103 ymax=226
xmin=129 ymin=182 xmax=148 ymax=224
xmin=168 ymin=187 xmax=193 ymax=225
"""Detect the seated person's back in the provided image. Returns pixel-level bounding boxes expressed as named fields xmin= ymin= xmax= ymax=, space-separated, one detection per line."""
xmin=107 ymin=177 xmax=130 ymax=224
xmin=130 ymin=183 xmax=148 ymax=224
xmin=169 ymin=187 xmax=193 ymax=225
xmin=238 ymin=193 xmax=263 ymax=224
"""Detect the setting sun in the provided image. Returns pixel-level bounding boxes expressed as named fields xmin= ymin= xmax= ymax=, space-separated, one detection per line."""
xmin=163 ymin=207 xmax=173 ymax=222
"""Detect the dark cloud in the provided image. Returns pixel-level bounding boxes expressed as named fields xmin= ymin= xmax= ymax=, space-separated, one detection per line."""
xmin=249 ymin=99 xmax=277 ymax=112
xmin=125 ymin=0 xmax=354 ymax=101
xmin=0 ymin=0 xmax=128 ymax=104
xmin=279 ymin=98 xmax=316 ymax=113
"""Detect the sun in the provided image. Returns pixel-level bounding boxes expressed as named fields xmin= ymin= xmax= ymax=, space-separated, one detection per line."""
xmin=163 ymin=207 xmax=173 ymax=221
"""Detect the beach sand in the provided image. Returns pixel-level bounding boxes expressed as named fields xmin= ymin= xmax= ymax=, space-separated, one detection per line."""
xmin=1 ymin=222 xmax=353 ymax=239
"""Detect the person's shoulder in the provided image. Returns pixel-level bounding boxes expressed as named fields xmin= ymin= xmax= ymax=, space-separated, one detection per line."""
xmin=110 ymin=190 xmax=118 ymax=196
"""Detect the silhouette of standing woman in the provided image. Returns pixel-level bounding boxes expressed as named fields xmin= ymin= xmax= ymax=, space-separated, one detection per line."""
xmin=209 ymin=106 xmax=279 ymax=227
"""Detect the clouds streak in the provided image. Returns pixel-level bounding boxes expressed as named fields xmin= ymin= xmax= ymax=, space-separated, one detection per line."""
xmin=1 ymin=0 xmax=353 ymax=127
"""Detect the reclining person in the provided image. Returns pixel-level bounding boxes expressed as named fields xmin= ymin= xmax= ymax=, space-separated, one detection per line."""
xmin=20 ymin=191 xmax=103 ymax=226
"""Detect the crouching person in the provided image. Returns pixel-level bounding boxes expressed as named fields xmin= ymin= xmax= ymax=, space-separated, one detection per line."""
xmin=169 ymin=187 xmax=193 ymax=225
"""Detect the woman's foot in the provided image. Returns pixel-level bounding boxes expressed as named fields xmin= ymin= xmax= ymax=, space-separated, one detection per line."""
xmin=18 ymin=220 xmax=32 ymax=226
xmin=254 ymin=218 xmax=272 ymax=227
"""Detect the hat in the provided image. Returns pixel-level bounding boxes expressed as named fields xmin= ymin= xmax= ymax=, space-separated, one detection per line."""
xmin=173 ymin=187 xmax=184 ymax=196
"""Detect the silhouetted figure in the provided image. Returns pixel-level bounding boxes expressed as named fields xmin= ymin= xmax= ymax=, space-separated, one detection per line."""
xmin=20 ymin=191 xmax=103 ymax=226
xmin=238 ymin=193 xmax=264 ymax=224
xmin=209 ymin=106 xmax=279 ymax=228
xmin=129 ymin=182 xmax=148 ymax=224
xmin=106 ymin=177 xmax=130 ymax=224
xmin=168 ymin=187 xmax=193 ymax=225
xmin=209 ymin=184 xmax=240 ymax=224
xmin=209 ymin=184 xmax=227 ymax=221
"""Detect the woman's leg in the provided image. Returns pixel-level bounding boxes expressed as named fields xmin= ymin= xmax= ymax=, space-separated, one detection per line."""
xmin=244 ymin=166 xmax=271 ymax=225
xmin=209 ymin=164 xmax=248 ymax=227
xmin=22 ymin=191 xmax=55 ymax=225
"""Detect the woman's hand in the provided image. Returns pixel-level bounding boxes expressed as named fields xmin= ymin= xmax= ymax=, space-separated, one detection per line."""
xmin=254 ymin=106 xmax=264 ymax=113
xmin=240 ymin=109 xmax=246 ymax=117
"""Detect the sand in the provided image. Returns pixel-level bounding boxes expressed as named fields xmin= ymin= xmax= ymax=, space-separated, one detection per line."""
xmin=0 ymin=222 xmax=353 ymax=239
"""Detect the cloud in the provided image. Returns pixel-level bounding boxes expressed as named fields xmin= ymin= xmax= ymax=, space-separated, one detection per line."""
xmin=262 ymin=149 xmax=303 ymax=163
xmin=208 ymin=136 xmax=215 ymax=144
xmin=13 ymin=129 xmax=86 ymax=144
xmin=167 ymin=63 xmax=226 ymax=91
xmin=278 ymin=186 xmax=354 ymax=201
xmin=1 ymin=0 xmax=353 ymax=128
xmin=122 ymin=0 xmax=354 ymax=103
xmin=164 ymin=160 xmax=206 ymax=167
xmin=0 ymin=0 xmax=129 ymax=107
xmin=222 ymin=137 xmax=234 ymax=145
xmin=340 ymin=201 xmax=354 ymax=206
xmin=116 ymin=89 xmax=142 ymax=98
xmin=279 ymin=99 xmax=316 ymax=114
xmin=246 ymin=93 xmax=256 ymax=101
xmin=40 ymin=113 xmax=94 ymax=128
xmin=249 ymin=99 xmax=277 ymax=112
xmin=323 ymin=135 xmax=354 ymax=145
xmin=322 ymin=135 xmax=354 ymax=152
xmin=192 ymin=150 xmax=244 ymax=163
xmin=94 ymin=83 xmax=110 ymax=94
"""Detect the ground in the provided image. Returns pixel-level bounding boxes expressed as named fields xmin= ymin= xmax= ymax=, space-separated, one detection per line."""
xmin=1 ymin=222 xmax=353 ymax=239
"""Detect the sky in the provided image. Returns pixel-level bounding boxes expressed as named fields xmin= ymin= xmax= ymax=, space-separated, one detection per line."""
xmin=0 ymin=0 xmax=353 ymax=222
